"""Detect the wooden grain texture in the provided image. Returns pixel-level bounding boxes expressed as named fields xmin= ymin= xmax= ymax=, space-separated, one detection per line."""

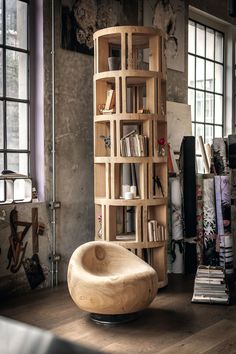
xmin=94 ymin=26 xmax=168 ymax=290
xmin=0 ymin=275 xmax=235 ymax=354
xmin=67 ymin=241 xmax=158 ymax=315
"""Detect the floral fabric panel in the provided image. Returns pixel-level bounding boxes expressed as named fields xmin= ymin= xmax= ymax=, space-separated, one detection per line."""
xmin=203 ymin=177 xmax=219 ymax=266
xmin=216 ymin=176 xmax=234 ymax=275
xmin=212 ymin=138 xmax=227 ymax=175
xmin=196 ymin=174 xmax=204 ymax=265
xmin=169 ymin=177 xmax=184 ymax=273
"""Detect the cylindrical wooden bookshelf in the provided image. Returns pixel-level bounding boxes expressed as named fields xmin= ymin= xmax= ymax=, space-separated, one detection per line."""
xmin=93 ymin=26 xmax=168 ymax=288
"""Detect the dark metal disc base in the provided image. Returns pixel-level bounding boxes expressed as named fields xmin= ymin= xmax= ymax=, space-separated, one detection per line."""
xmin=90 ymin=312 xmax=141 ymax=325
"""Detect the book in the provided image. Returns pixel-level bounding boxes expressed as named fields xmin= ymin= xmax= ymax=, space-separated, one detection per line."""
xmin=105 ymin=89 xmax=115 ymax=110
xmin=192 ymin=265 xmax=229 ymax=305
xmin=120 ymin=132 xmax=148 ymax=157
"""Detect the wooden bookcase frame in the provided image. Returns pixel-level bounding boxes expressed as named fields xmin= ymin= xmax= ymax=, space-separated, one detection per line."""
xmin=93 ymin=26 xmax=168 ymax=288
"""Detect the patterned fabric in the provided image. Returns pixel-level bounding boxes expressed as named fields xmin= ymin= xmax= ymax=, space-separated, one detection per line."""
xmin=212 ymin=138 xmax=227 ymax=175
xmin=203 ymin=178 xmax=219 ymax=266
xmin=170 ymin=177 xmax=183 ymax=241
xmin=169 ymin=177 xmax=184 ymax=273
xmin=196 ymin=174 xmax=204 ymax=265
xmin=215 ymin=176 xmax=234 ymax=275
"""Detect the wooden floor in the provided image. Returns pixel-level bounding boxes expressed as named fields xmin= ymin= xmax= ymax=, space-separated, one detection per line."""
xmin=0 ymin=275 xmax=236 ymax=354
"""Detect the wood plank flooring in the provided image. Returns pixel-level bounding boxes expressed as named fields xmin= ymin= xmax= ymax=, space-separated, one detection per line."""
xmin=0 ymin=275 xmax=236 ymax=354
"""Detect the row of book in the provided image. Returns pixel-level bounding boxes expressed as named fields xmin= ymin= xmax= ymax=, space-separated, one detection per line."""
xmin=192 ymin=265 xmax=229 ymax=304
xmin=148 ymin=220 xmax=166 ymax=242
xmin=120 ymin=130 xmax=149 ymax=157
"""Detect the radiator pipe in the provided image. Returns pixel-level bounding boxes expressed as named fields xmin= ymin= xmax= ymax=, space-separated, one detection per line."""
xmin=51 ymin=0 xmax=58 ymax=287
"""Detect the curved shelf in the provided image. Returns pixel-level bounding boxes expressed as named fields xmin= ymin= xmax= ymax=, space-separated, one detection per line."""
xmin=95 ymin=197 xmax=167 ymax=206
xmin=113 ymin=240 xmax=166 ymax=249
xmin=94 ymin=156 xmax=167 ymax=163
xmin=94 ymin=113 xmax=166 ymax=123
xmin=94 ymin=70 xmax=165 ymax=82
xmin=93 ymin=25 xmax=164 ymax=39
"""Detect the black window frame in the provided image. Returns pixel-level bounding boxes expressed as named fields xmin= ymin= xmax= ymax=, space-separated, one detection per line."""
xmin=0 ymin=0 xmax=31 ymax=177
xmin=188 ymin=18 xmax=225 ymax=144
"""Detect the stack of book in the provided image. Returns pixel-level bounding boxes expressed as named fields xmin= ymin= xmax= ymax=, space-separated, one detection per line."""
xmin=120 ymin=130 xmax=148 ymax=157
xmin=148 ymin=220 xmax=165 ymax=242
xmin=192 ymin=265 xmax=229 ymax=304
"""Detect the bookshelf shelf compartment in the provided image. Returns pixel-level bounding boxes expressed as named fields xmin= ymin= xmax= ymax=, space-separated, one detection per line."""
xmin=94 ymin=163 xmax=110 ymax=199
xmin=150 ymin=163 xmax=168 ymax=199
xmin=95 ymin=121 xmax=111 ymax=157
xmin=108 ymin=205 xmax=141 ymax=243
xmin=94 ymin=26 xmax=168 ymax=288
xmin=113 ymin=162 xmax=144 ymax=200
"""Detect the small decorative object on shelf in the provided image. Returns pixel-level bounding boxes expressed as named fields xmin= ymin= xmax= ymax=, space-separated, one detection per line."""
xmin=94 ymin=26 xmax=168 ymax=288
xmin=97 ymin=214 xmax=102 ymax=239
xmin=100 ymin=135 xmax=111 ymax=149
xmin=158 ymin=138 xmax=167 ymax=157
xmin=153 ymin=176 xmax=164 ymax=197
xmin=108 ymin=56 xmax=120 ymax=71
xmin=137 ymin=108 xmax=150 ymax=114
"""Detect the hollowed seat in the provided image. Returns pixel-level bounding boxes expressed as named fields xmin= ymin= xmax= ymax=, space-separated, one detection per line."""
xmin=67 ymin=241 xmax=158 ymax=315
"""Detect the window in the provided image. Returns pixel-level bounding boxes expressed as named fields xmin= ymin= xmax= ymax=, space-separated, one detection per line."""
xmin=0 ymin=0 xmax=30 ymax=175
xmin=0 ymin=0 xmax=30 ymax=201
xmin=188 ymin=19 xmax=224 ymax=144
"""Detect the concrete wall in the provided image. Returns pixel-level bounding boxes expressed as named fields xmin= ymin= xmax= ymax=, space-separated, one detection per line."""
xmin=43 ymin=0 xmax=95 ymax=281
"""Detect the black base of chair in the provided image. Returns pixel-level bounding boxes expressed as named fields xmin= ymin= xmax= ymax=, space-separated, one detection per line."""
xmin=90 ymin=312 xmax=141 ymax=325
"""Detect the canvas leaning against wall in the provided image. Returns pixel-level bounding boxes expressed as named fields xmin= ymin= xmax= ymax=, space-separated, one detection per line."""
xmin=167 ymin=101 xmax=192 ymax=153
xmin=144 ymin=0 xmax=185 ymax=72
xmin=61 ymin=0 xmax=140 ymax=55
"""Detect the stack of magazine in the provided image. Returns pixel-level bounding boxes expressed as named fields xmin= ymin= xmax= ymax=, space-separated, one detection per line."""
xmin=192 ymin=265 xmax=229 ymax=304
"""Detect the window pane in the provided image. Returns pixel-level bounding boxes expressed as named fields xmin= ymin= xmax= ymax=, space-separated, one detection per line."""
xmin=215 ymin=125 xmax=222 ymax=138
xmin=196 ymin=58 xmax=205 ymax=89
xmin=0 ymin=100 xmax=3 ymax=148
xmin=0 ymin=153 xmax=3 ymax=201
xmin=188 ymin=55 xmax=195 ymax=87
xmin=6 ymin=50 xmax=28 ymax=99
xmin=0 ymin=49 xmax=2 ymax=96
xmin=7 ymin=153 xmax=28 ymax=174
xmin=205 ymin=125 xmax=213 ymax=144
xmin=192 ymin=123 xmax=195 ymax=136
xmin=6 ymin=101 xmax=28 ymax=149
xmin=6 ymin=0 xmax=28 ymax=50
xmin=196 ymin=24 xmax=205 ymax=57
xmin=197 ymin=156 xmax=204 ymax=173
xmin=215 ymin=95 xmax=223 ymax=125
xmin=205 ymin=60 xmax=214 ymax=91
xmin=205 ymin=93 xmax=214 ymax=123
xmin=14 ymin=179 xmax=26 ymax=201
xmin=0 ymin=0 xmax=2 ymax=44
xmin=188 ymin=20 xmax=195 ymax=54
xmin=215 ymin=64 xmax=223 ymax=94
xmin=215 ymin=31 xmax=223 ymax=63
xmin=196 ymin=123 xmax=204 ymax=154
xmin=0 ymin=152 xmax=3 ymax=171
xmin=188 ymin=88 xmax=195 ymax=121
xmin=196 ymin=90 xmax=204 ymax=122
xmin=206 ymin=27 xmax=214 ymax=60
